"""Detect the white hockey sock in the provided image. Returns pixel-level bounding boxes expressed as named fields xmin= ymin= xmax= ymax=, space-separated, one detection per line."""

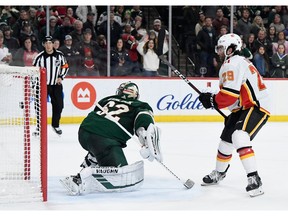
xmin=238 ymin=147 xmax=257 ymax=174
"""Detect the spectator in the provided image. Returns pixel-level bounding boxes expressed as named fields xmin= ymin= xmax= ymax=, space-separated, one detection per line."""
xmin=237 ymin=8 xmax=252 ymax=39
xmin=57 ymin=16 xmax=74 ymax=46
xmin=35 ymin=7 xmax=46 ymax=32
xmin=2 ymin=25 xmax=20 ymax=56
xmin=52 ymin=6 xmax=67 ymax=19
xmin=83 ymin=11 xmax=97 ymax=41
xmin=115 ymin=6 xmax=125 ymax=20
xmin=216 ymin=25 xmax=228 ymax=42
xmin=76 ymin=28 xmax=101 ymax=76
xmin=96 ymin=34 xmax=107 ymax=49
xmin=150 ymin=18 xmax=169 ymax=56
xmin=266 ymin=26 xmax=278 ymax=43
xmin=110 ymin=38 xmax=131 ymax=76
xmin=182 ymin=6 xmax=200 ymax=36
xmin=69 ymin=20 xmax=84 ymax=45
xmin=98 ymin=12 xmax=122 ymax=48
xmin=96 ymin=34 xmax=107 ymax=76
xmin=270 ymin=13 xmax=285 ymax=34
xmin=53 ymin=38 xmax=60 ymax=50
xmin=195 ymin=11 xmax=206 ymax=36
xmin=121 ymin=10 xmax=134 ymax=29
xmin=131 ymin=16 xmax=147 ymax=42
xmin=76 ymin=6 xmax=97 ymax=26
xmin=58 ymin=35 xmax=80 ymax=76
xmin=195 ymin=11 xmax=206 ymax=54
xmin=270 ymin=44 xmax=288 ymax=77
xmin=253 ymin=29 xmax=273 ymax=58
xmin=19 ymin=21 xmax=39 ymax=50
xmin=0 ymin=31 xmax=12 ymax=65
xmin=272 ymin=31 xmax=288 ymax=54
xmin=12 ymin=8 xmax=29 ymax=39
xmin=0 ymin=6 xmax=19 ymax=27
xmin=196 ymin=16 xmax=217 ymax=77
xmin=137 ymin=34 xmax=168 ymax=77
xmin=232 ymin=17 xmax=242 ymax=36
xmin=38 ymin=16 xmax=60 ymax=46
xmin=253 ymin=45 xmax=270 ymax=77
xmin=65 ymin=7 xmax=77 ymax=25
xmin=122 ymin=32 xmax=142 ymax=75
xmin=49 ymin=6 xmax=63 ymax=26
xmin=245 ymin=33 xmax=256 ymax=54
xmin=267 ymin=6 xmax=283 ymax=26
xmin=240 ymin=37 xmax=253 ymax=60
xmin=11 ymin=36 xmax=38 ymax=66
xmin=212 ymin=7 xmax=229 ymax=37
xmin=97 ymin=6 xmax=121 ymax=29
xmin=130 ymin=6 xmax=146 ymax=28
xmin=250 ymin=15 xmax=266 ymax=37
xmin=28 ymin=7 xmax=39 ymax=36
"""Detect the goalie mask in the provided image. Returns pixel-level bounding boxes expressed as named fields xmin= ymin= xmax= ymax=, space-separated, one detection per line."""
xmin=116 ymin=81 xmax=139 ymax=100
xmin=215 ymin=33 xmax=242 ymax=58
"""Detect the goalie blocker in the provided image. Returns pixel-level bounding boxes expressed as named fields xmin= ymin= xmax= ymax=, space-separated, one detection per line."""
xmin=60 ymin=161 xmax=144 ymax=195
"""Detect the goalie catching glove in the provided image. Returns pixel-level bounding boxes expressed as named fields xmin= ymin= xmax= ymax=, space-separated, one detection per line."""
xmin=199 ymin=92 xmax=218 ymax=109
xmin=137 ymin=123 xmax=162 ymax=162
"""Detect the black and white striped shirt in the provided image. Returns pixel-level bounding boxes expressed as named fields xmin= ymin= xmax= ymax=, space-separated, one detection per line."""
xmin=33 ymin=49 xmax=69 ymax=85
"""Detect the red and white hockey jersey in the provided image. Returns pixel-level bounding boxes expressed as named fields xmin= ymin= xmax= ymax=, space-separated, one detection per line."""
xmin=215 ymin=55 xmax=271 ymax=115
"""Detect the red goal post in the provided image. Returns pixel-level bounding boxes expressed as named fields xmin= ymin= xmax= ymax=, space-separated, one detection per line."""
xmin=0 ymin=65 xmax=47 ymax=203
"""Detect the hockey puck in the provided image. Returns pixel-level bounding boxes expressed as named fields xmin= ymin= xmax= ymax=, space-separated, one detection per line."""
xmin=184 ymin=179 xmax=195 ymax=189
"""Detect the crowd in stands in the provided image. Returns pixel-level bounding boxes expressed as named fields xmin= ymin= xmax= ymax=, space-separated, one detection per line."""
xmin=1 ymin=5 xmax=288 ymax=78
xmin=181 ymin=5 xmax=288 ymax=78
xmin=0 ymin=5 xmax=170 ymax=77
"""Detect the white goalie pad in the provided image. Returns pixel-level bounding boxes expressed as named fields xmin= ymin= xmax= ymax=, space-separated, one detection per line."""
xmin=79 ymin=160 xmax=144 ymax=194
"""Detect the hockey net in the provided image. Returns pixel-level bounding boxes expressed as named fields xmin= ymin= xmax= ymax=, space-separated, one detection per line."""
xmin=0 ymin=65 xmax=47 ymax=203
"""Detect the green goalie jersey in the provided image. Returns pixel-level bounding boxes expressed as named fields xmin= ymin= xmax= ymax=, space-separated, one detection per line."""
xmin=80 ymin=95 xmax=155 ymax=146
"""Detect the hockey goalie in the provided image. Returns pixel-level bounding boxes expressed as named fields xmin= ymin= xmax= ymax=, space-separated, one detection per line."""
xmin=60 ymin=81 xmax=162 ymax=195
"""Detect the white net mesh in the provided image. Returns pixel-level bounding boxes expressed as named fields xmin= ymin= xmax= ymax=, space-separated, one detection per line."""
xmin=0 ymin=65 xmax=45 ymax=203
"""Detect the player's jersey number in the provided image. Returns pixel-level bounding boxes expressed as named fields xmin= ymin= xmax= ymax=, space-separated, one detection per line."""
xmin=221 ymin=65 xmax=266 ymax=91
xmin=96 ymin=101 xmax=129 ymax=121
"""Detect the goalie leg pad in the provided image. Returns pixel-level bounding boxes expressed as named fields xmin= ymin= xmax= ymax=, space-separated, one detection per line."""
xmin=60 ymin=174 xmax=84 ymax=196
xmin=79 ymin=161 xmax=144 ymax=193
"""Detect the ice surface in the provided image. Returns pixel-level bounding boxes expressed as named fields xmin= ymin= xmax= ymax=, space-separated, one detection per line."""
xmin=1 ymin=122 xmax=288 ymax=215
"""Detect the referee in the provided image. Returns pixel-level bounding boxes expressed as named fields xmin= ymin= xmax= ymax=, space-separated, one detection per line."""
xmin=33 ymin=36 xmax=69 ymax=135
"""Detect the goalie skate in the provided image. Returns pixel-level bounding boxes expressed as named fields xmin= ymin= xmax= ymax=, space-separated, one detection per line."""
xmin=201 ymin=165 xmax=230 ymax=186
xmin=60 ymin=174 xmax=83 ymax=196
xmin=246 ymin=174 xmax=264 ymax=197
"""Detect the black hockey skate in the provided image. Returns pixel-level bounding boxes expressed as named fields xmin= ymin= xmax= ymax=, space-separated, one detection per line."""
xmin=201 ymin=165 xmax=230 ymax=186
xmin=52 ymin=126 xmax=62 ymax=135
xmin=246 ymin=174 xmax=264 ymax=197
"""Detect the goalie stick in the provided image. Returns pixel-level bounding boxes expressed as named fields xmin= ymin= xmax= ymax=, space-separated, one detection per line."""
xmin=95 ymin=102 xmax=194 ymax=189
xmin=159 ymin=55 xmax=227 ymax=119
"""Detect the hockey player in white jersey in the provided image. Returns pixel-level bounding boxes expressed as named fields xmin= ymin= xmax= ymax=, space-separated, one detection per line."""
xmin=198 ymin=33 xmax=270 ymax=197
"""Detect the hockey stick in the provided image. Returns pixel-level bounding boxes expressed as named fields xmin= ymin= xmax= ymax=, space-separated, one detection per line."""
xmin=95 ymin=102 xmax=194 ymax=189
xmin=159 ymin=55 xmax=227 ymax=119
